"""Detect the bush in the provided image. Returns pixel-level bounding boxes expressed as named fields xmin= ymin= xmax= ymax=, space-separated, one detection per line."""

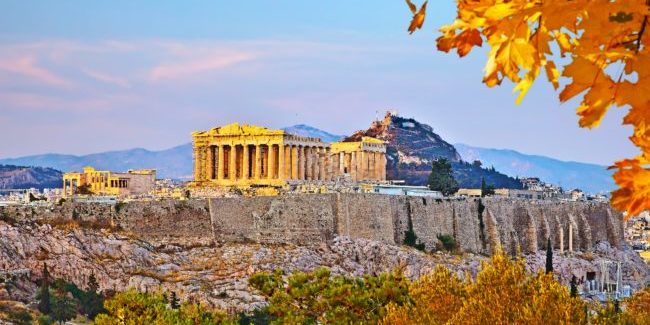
xmin=437 ymin=234 xmax=457 ymax=252
xmin=7 ymin=309 xmax=33 ymax=325
xmin=249 ymin=267 xmax=411 ymax=324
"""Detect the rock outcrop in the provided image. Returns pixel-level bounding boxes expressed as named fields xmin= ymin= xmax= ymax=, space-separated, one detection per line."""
xmin=345 ymin=113 xmax=523 ymax=188
xmin=0 ymin=221 xmax=646 ymax=313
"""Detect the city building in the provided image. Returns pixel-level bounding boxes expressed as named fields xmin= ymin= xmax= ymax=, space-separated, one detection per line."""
xmin=494 ymin=188 xmax=544 ymax=200
xmin=371 ymin=184 xmax=442 ymax=197
xmin=191 ymin=123 xmax=387 ymax=187
xmin=62 ymin=166 xmax=156 ymax=197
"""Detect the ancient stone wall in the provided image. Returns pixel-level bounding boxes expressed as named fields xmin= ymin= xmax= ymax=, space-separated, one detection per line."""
xmin=0 ymin=195 xmax=624 ymax=254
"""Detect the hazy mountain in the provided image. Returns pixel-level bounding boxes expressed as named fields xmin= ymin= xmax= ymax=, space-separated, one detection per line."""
xmin=454 ymin=143 xmax=615 ymax=193
xmin=0 ymin=165 xmax=62 ymax=189
xmin=282 ymin=124 xmax=344 ymax=143
xmin=0 ymin=144 xmax=193 ymax=180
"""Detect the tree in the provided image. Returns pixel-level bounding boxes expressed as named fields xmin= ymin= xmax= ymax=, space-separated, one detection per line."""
xmin=570 ymin=275 xmax=578 ymax=298
xmin=427 ymin=158 xmax=459 ymax=196
xmin=169 ymin=291 xmax=180 ymax=309
xmin=37 ymin=263 xmax=51 ymax=315
xmin=480 ymin=178 xmax=495 ymax=197
xmin=404 ymin=213 xmax=426 ymax=251
xmin=50 ymin=290 xmax=77 ymax=325
xmin=94 ymin=289 xmax=233 ymax=325
xmin=405 ymin=0 xmax=650 ymax=216
xmin=472 ymin=160 xmax=482 ymax=168
xmin=248 ymin=267 xmax=411 ymax=324
xmin=75 ymin=184 xmax=93 ymax=195
xmin=81 ymin=272 xmax=105 ymax=320
xmin=382 ymin=249 xmax=586 ymax=324
xmin=546 ymin=238 xmax=554 ymax=274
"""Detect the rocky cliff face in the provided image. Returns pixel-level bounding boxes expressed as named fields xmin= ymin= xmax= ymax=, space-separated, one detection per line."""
xmin=0 ymin=165 xmax=62 ymax=190
xmin=0 ymin=221 xmax=647 ymax=313
xmin=345 ymin=113 xmax=522 ymax=188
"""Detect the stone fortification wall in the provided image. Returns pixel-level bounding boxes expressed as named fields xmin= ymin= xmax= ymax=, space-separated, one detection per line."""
xmin=0 ymin=195 xmax=624 ymax=254
xmin=208 ymin=194 xmax=624 ymax=254
xmin=0 ymin=200 xmax=213 ymax=246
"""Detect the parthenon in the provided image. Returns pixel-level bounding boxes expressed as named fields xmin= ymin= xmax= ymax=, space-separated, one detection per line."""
xmin=191 ymin=123 xmax=387 ymax=187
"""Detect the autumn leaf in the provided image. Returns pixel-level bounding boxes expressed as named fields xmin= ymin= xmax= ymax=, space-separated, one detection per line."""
xmin=407 ymin=1 xmax=427 ymax=34
xmin=410 ymin=0 xmax=650 ymax=215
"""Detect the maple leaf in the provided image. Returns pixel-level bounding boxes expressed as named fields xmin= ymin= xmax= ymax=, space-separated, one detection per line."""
xmin=407 ymin=1 xmax=427 ymax=34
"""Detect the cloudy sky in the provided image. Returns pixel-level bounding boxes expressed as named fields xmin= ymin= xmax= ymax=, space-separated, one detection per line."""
xmin=0 ymin=1 xmax=637 ymax=165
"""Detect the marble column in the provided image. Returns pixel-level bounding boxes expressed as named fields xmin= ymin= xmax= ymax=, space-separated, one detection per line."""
xmin=380 ymin=154 xmax=385 ymax=180
xmin=350 ymin=152 xmax=357 ymax=181
xmin=291 ymin=145 xmax=298 ymax=180
xmin=217 ymin=145 xmax=225 ymax=180
xmin=255 ymin=145 xmax=262 ymax=179
xmin=306 ymin=146 xmax=313 ymax=180
xmin=193 ymin=146 xmax=202 ymax=181
xmin=319 ymin=149 xmax=326 ymax=181
xmin=278 ymin=144 xmax=286 ymax=180
xmin=339 ymin=152 xmax=345 ymax=175
xmin=229 ymin=145 xmax=237 ymax=180
xmin=268 ymin=144 xmax=276 ymax=179
xmin=375 ymin=152 xmax=382 ymax=180
xmin=206 ymin=146 xmax=214 ymax=180
xmin=298 ymin=146 xmax=305 ymax=180
xmin=243 ymin=145 xmax=250 ymax=180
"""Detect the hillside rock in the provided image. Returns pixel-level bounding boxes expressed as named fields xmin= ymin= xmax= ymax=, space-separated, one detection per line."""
xmin=0 ymin=165 xmax=62 ymax=190
xmin=0 ymin=220 xmax=646 ymax=313
xmin=346 ymin=113 xmax=522 ymax=188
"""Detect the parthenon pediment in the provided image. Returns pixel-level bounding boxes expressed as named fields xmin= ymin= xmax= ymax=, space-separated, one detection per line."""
xmin=207 ymin=123 xmax=285 ymax=137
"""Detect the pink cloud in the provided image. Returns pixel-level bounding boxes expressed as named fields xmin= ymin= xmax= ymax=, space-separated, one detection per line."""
xmin=149 ymin=52 xmax=256 ymax=81
xmin=0 ymin=56 xmax=74 ymax=88
xmin=82 ymin=68 xmax=130 ymax=88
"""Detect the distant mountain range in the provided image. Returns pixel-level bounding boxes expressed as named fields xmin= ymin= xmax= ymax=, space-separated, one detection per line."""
xmin=0 ymin=165 xmax=62 ymax=190
xmin=0 ymin=123 xmax=615 ymax=193
xmin=454 ymin=144 xmax=614 ymax=193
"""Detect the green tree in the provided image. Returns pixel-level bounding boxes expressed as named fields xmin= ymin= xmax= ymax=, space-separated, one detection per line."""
xmin=94 ymin=289 xmax=233 ymax=325
xmin=427 ymin=158 xmax=459 ymax=196
xmin=570 ymin=275 xmax=578 ymax=298
xmin=37 ymin=263 xmax=51 ymax=315
xmin=7 ymin=310 xmax=33 ymax=325
xmin=82 ymin=272 xmax=105 ymax=319
xmin=403 ymin=213 xmax=426 ymax=251
xmin=480 ymin=178 xmax=495 ymax=197
xmin=437 ymin=234 xmax=457 ymax=252
xmin=170 ymin=291 xmax=180 ymax=309
xmin=50 ymin=290 xmax=77 ymax=325
xmin=546 ymin=238 xmax=554 ymax=274
xmin=249 ymin=267 xmax=411 ymax=324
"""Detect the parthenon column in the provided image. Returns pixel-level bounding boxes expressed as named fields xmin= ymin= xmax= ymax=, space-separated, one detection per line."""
xmin=291 ymin=145 xmax=298 ymax=180
xmin=381 ymin=154 xmax=386 ymax=180
xmin=217 ymin=145 xmax=225 ymax=180
xmin=298 ymin=146 xmax=305 ymax=180
xmin=339 ymin=152 xmax=345 ymax=175
xmin=313 ymin=150 xmax=320 ymax=180
xmin=242 ymin=145 xmax=250 ymax=180
xmin=306 ymin=147 xmax=313 ymax=180
xmin=206 ymin=146 xmax=214 ymax=180
xmin=255 ymin=145 xmax=262 ymax=180
xmin=278 ymin=144 xmax=285 ymax=180
xmin=268 ymin=144 xmax=276 ymax=179
xmin=350 ymin=152 xmax=357 ymax=181
xmin=374 ymin=152 xmax=381 ymax=180
xmin=357 ymin=151 xmax=365 ymax=181
xmin=318 ymin=149 xmax=325 ymax=181
xmin=229 ymin=145 xmax=237 ymax=181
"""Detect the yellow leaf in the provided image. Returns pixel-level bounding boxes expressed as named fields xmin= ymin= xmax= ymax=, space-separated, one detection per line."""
xmin=544 ymin=60 xmax=560 ymax=89
xmin=407 ymin=1 xmax=427 ymax=34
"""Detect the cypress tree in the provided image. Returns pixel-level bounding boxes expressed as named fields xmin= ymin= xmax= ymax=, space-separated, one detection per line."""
xmin=170 ymin=291 xmax=180 ymax=309
xmin=570 ymin=275 xmax=578 ymax=297
xmin=545 ymin=238 xmax=553 ymax=274
xmin=37 ymin=263 xmax=51 ymax=314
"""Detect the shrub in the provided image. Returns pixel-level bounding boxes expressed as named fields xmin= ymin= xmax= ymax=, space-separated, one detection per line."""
xmin=437 ymin=234 xmax=457 ymax=252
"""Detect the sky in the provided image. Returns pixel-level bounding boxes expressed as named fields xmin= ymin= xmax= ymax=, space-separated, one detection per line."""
xmin=0 ymin=1 xmax=638 ymax=166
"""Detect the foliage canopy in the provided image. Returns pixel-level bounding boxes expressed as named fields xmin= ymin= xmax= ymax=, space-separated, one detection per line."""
xmin=407 ymin=0 xmax=650 ymax=216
